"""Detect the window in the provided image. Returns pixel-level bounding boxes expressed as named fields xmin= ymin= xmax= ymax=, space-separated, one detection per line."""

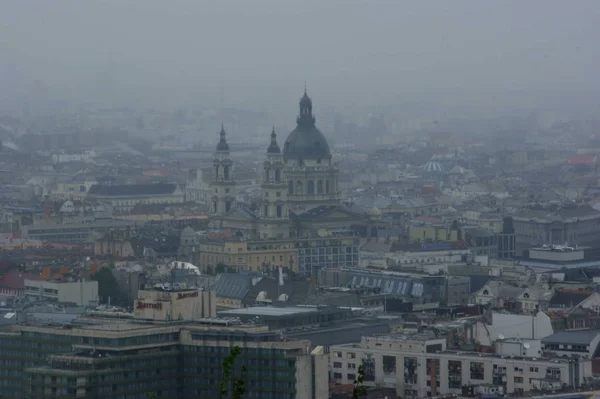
xmin=333 ymin=372 xmax=342 ymax=379
xmin=348 ymin=373 xmax=356 ymax=381
xmin=514 ymin=377 xmax=523 ymax=383
xmin=483 ymin=289 xmax=489 ymax=295
xmin=334 ymin=352 xmax=342 ymax=358
xmin=333 ymin=362 xmax=342 ymax=368
xmin=325 ymin=180 xmax=330 ymax=193
xmin=317 ymin=180 xmax=323 ymax=194
xmin=276 ymin=205 xmax=282 ymax=218
xmin=288 ymin=181 xmax=294 ymax=194
xmin=275 ymin=169 xmax=281 ymax=182
xmin=307 ymin=180 xmax=314 ymax=194
xmin=347 ymin=352 xmax=356 ymax=359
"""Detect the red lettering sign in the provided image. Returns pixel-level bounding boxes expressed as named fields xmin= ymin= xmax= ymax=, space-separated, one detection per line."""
xmin=177 ymin=291 xmax=199 ymax=300
xmin=136 ymin=301 xmax=162 ymax=310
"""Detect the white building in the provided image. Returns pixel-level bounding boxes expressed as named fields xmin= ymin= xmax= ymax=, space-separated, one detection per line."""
xmin=471 ymin=312 xmax=554 ymax=346
xmin=134 ymin=288 xmax=216 ymax=321
xmin=185 ymin=169 xmax=212 ymax=203
xmin=24 ymin=279 xmax=98 ymax=307
xmin=330 ymin=333 xmax=592 ymax=397
xmin=51 ymin=151 xmax=96 ymax=164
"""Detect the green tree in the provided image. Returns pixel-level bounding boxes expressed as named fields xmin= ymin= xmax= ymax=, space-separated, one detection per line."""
xmin=219 ymin=346 xmax=247 ymax=399
xmin=91 ymin=267 xmax=127 ymax=306
xmin=352 ymin=364 xmax=368 ymax=399
xmin=215 ymin=263 xmax=228 ymax=274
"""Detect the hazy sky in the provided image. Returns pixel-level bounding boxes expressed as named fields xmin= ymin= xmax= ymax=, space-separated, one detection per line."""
xmin=1 ymin=0 xmax=599 ymax=112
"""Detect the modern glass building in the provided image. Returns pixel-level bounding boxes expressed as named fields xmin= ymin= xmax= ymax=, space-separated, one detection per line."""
xmin=0 ymin=320 xmax=327 ymax=399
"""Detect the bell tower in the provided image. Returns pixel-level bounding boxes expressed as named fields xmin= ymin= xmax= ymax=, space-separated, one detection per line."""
xmin=259 ymin=127 xmax=289 ymax=239
xmin=210 ymin=124 xmax=235 ymax=216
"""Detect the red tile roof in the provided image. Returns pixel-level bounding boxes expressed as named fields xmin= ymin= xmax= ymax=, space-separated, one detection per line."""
xmin=0 ymin=270 xmax=38 ymax=289
xmin=566 ymin=155 xmax=596 ymax=165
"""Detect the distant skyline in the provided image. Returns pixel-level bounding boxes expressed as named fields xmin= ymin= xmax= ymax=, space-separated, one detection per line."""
xmin=1 ymin=0 xmax=599 ymax=117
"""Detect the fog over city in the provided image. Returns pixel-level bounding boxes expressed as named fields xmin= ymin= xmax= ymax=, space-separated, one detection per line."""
xmin=2 ymin=1 xmax=600 ymax=115
xmin=4 ymin=2 xmax=600 ymax=399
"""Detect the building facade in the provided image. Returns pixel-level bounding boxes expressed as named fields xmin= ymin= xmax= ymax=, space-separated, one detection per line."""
xmin=134 ymin=288 xmax=216 ymax=321
xmin=512 ymin=205 xmax=600 ymax=247
xmin=24 ymin=279 xmax=98 ymax=306
xmin=330 ymin=334 xmax=592 ymax=398
xmin=87 ymin=183 xmax=184 ymax=213
xmin=0 ymin=321 xmax=327 ymax=399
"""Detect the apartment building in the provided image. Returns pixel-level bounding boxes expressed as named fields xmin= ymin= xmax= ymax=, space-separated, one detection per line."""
xmin=330 ymin=333 xmax=591 ymax=398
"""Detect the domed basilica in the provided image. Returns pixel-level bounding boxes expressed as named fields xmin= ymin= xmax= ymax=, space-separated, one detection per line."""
xmin=209 ymin=89 xmax=371 ymax=240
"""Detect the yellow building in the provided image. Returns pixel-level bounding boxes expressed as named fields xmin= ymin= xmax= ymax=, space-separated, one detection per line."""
xmin=408 ymin=224 xmax=459 ymax=243
xmin=198 ymin=239 xmax=299 ymax=273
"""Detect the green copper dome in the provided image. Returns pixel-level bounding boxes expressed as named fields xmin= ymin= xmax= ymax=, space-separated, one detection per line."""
xmin=283 ymin=90 xmax=331 ymax=160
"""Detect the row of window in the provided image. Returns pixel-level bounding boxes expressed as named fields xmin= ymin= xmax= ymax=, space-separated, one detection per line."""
xmin=288 ymin=179 xmax=331 ymax=195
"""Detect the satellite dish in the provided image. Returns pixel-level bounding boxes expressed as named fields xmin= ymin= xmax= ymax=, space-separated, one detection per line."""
xmin=523 ymin=343 xmax=531 ymax=349
xmin=498 ymin=333 xmax=505 ymax=340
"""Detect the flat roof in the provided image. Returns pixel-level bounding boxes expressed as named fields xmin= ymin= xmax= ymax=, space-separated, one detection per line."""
xmin=81 ymin=323 xmax=157 ymax=332
xmin=218 ymin=306 xmax=319 ymax=318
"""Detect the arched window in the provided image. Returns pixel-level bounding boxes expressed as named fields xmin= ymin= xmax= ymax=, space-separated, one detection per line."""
xmin=288 ymin=181 xmax=294 ymax=194
xmin=317 ymin=180 xmax=323 ymax=194
xmin=276 ymin=205 xmax=282 ymax=218
xmin=265 ymin=169 xmax=270 ymax=181
xmin=215 ymin=165 xmax=219 ymax=178
xmin=212 ymin=200 xmax=217 ymax=213
xmin=263 ymin=205 xmax=268 ymax=217
xmin=224 ymin=166 xmax=230 ymax=180
xmin=225 ymin=201 xmax=231 ymax=212
xmin=307 ymin=180 xmax=314 ymax=194
xmin=296 ymin=181 xmax=303 ymax=194
xmin=325 ymin=180 xmax=330 ymax=193
xmin=482 ymin=289 xmax=489 ymax=296
xmin=275 ymin=169 xmax=281 ymax=182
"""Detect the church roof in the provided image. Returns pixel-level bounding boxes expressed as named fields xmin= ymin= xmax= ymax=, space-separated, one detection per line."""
xmin=283 ymin=90 xmax=331 ymax=160
xmin=216 ymin=124 xmax=230 ymax=152
xmin=422 ymin=160 xmax=444 ymax=173
xmin=224 ymin=204 xmax=259 ymax=220
xmin=267 ymin=126 xmax=280 ymax=154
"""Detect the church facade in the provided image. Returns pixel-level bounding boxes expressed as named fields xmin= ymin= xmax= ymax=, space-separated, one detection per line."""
xmin=209 ymin=90 xmax=374 ymax=240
